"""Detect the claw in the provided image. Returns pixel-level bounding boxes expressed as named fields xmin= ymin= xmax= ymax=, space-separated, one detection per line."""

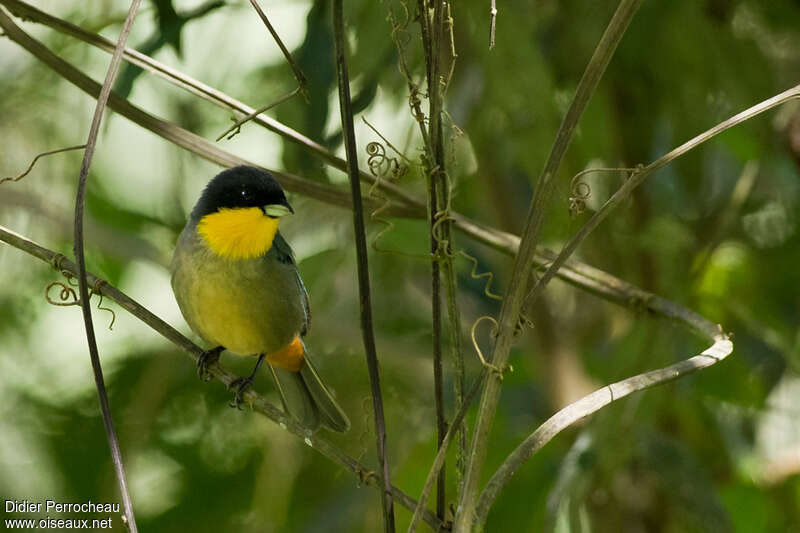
xmin=227 ymin=354 xmax=266 ymax=410
xmin=228 ymin=376 xmax=254 ymax=410
xmin=198 ymin=346 xmax=224 ymax=382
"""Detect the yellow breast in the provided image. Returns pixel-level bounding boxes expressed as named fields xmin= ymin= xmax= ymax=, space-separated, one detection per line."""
xmin=197 ymin=207 xmax=280 ymax=259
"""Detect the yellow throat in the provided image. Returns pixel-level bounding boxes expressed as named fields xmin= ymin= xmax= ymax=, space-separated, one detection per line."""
xmin=197 ymin=207 xmax=280 ymax=259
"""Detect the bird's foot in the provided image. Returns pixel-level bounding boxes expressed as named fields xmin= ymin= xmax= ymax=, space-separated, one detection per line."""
xmin=228 ymin=354 xmax=266 ymax=410
xmin=197 ymin=346 xmax=224 ymax=382
xmin=228 ymin=376 xmax=254 ymax=410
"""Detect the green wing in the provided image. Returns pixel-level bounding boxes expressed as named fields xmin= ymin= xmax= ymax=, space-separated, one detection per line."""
xmin=269 ymin=232 xmax=348 ymax=432
xmin=272 ymin=232 xmax=311 ymax=335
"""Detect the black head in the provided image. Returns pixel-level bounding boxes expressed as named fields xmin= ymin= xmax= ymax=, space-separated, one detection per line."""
xmin=190 ymin=166 xmax=293 ymax=221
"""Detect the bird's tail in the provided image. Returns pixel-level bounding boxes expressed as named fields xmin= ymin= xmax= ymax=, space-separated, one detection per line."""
xmin=268 ymin=348 xmax=350 ymax=433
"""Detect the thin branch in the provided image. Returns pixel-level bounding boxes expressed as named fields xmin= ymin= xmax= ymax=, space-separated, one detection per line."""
xmin=248 ymin=0 xmax=308 ymax=101
xmin=522 ymin=83 xmax=800 ymax=315
xmin=429 ymin=180 xmax=446 ymax=523
xmin=474 ymin=334 xmax=733 ymax=526
xmin=489 ymin=0 xmax=496 ymax=49
xmin=68 ymin=1 xmax=142 ymax=531
xmin=427 ymin=0 xmax=447 ymax=518
xmin=0 ymin=224 xmax=444 ymax=532
xmin=215 ymin=87 xmax=300 ymax=142
xmin=332 ymin=1 xmax=396 ymax=531
xmin=0 ymin=144 xmax=86 ymax=185
xmin=454 ymin=1 xmax=644 ymax=529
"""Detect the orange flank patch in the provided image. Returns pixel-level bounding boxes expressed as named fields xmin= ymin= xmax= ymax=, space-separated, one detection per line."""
xmin=267 ymin=336 xmax=305 ymax=373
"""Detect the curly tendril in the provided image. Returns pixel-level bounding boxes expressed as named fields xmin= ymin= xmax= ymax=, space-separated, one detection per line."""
xmin=568 ymin=166 xmax=640 ymax=216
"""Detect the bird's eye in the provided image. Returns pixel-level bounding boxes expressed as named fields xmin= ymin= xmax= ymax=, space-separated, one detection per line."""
xmin=241 ymin=188 xmax=253 ymax=201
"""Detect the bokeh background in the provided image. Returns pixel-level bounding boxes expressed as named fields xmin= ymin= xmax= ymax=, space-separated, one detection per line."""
xmin=2 ymin=0 xmax=800 ymax=531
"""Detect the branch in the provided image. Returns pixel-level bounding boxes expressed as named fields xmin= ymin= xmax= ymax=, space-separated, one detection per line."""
xmin=454 ymin=1 xmax=645 ymax=529
xmin=418 ymin=0 xmax=446 ymax=518
xmin=67 ymin=2 xmax=141 ymax=531
xmin=489 ymin=0 xmax=497 ymax=49
xmin=332 ymin=1 xmax=396 ymax=531
xmin=0 ymin=224 xmax=444 ymax=532
xmin=0 ymin=144 xmax=86 ymax=185
xmin=215 ymin=87 xmax=301 ymax=142
xmin=474 ymin=334 xmax=733 ymax=525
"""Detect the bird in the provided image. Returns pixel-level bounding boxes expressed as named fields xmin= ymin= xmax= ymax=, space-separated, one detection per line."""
xmin=170 ymin=165 xmax=349 ymax=432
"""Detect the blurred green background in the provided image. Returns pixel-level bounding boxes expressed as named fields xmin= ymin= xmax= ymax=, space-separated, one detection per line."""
xmin=2 ymin=0 xmax=800 ymax=531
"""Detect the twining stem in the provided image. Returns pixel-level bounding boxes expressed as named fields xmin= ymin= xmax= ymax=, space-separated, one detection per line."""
xmin=419 ymin=0 xmax=467 ymax=511
xmin=0 ymin=224 xmax=443 ymax=532
xmin=65 ymin=1 xmax=142 ymax=531
xmin=332 ymin=0 xmax=396 ymax=530
xmin=418 ymin=0 xmax=448 ymax=518
xmin=429 ymin=167 xmax=447 ymax=521
xmin=453 ymin=1 xmax=644 ymax=530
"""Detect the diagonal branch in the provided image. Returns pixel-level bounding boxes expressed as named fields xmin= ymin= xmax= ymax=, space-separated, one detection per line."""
xmin=453 ymin=1 xmax=645 ymax=529
xmin=332 ymin=0 xmax=396 ymax=530
xmin=0 ymin=224 xmax=444 ymax=533
xmin=215 ymin=87 xmax=301 ymax=142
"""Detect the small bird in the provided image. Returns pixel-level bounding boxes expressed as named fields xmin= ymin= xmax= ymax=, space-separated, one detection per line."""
xmin=171 ymin=165 xmax=349 ymax=432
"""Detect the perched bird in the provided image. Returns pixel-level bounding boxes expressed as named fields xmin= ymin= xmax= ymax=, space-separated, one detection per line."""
xmin=171 ymin=165 xmax=349 ymax=432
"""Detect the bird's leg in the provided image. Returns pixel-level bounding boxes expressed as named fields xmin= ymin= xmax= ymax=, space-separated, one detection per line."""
xmin=229 ymin=354 xmax=266 ymax=409
xmin=198 ymin=346 xmax=224 ymax=381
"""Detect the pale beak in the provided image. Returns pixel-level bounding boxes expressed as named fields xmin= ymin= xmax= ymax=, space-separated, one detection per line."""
xmin=264 ymin=203 xmax=293 ymax=217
